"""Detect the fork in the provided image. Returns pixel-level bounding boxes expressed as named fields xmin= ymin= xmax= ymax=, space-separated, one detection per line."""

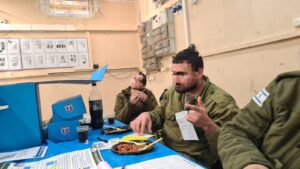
xmin=139 ymin=138 xmax=163 ymax=151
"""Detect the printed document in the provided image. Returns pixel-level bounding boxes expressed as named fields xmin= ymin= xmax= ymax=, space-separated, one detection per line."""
xmin=175 ymin=111 xmax=199 ymax=140
xmin=0 ymin=146 xmax=48 ymax=164
xmin=0 ymin=146 xmax=102 ymax=169
xmin=114 ymin=155 xmax=206 ymax=169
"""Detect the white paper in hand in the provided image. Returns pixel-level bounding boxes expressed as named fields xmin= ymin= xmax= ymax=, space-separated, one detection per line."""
xmin=175 ymin=111 xmax=199 ymax=141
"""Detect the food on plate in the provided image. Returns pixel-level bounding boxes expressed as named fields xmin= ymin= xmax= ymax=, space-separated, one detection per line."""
xmin=115 ymin=143 xmax=146 ymax=153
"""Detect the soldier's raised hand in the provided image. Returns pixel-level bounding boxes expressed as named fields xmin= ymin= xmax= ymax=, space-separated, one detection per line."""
xmin=185 ymin=96 xmax=218 ymax=136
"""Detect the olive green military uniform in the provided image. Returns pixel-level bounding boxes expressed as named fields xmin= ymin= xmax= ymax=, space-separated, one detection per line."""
xmin=218 ymin=71 xmax=300 ymax=169
xmin=114 ymin=87 xmax=158 ymax=125
xmin=150 ymin=76 xmax=239 ymax=167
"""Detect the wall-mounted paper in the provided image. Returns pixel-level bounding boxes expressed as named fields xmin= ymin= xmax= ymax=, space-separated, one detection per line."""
xmin=77 ymin=39 xmax=88 ymax=52
xmin=32 ymin=39 xmax=44 ymax=53
xmin=7 ymin=39 xmax=20 ymax=54
xmin=0 ymin=40 xmax=7 ymax=54
xmin=22 ymin=53 xmax=35 ymax=69
xmin=44 ymin=39 xmax=56 ymax=53
xmin=8 ymin=54 xmax=22 ymax=70
xmin=1 ymin=37 xmax=90 ymax=72
xmin=78 ymin=52 xmax=89 ymax=66
xmin=20 ymin=39 xmax=33 ymax=53
xmin=69 ymin=53 xmax=79 ymax=67
xmin=46 ymin=53 xmax=58 ymax=68
xmin=67 ymin=39 xmax=78 ymax=52
xmin=57 ymin=53 xmax=69 ymax=67
xmin=34 ymin=53 xmax=46 ymax=68
xmin=0 ymin=55 xmax=9 ymax=71
xmin=55 ymin=39 xmax=67 ymax=52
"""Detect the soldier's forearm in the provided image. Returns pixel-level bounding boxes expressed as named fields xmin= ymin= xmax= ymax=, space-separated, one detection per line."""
xmin=204 ymin=122 xmax=219 ymax=136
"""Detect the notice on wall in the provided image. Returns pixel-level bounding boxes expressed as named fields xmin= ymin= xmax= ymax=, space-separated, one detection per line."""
xmin=34 ymin=53 xmax=46 ymax=68
xmin=0 ymin=39 xmax=8 ymax=54
xmin=20 ymin=39 xmax=33 ymax=53
xmin=69 ymin=53 xmax=79 ymax=67
xmin=32 ymin=39 xmax=44 ymax=53
xmin=22 ymin=53 xmax=35 ymax=69
xmin=77 ymin=39 xmax=88 ymax=52
xmin=8 ymin=54 xmax=22 ymax=70
xmin=0 ymin=55 xmax=9 ymax=70
xmin=0 ymin=38 xmax=90 ymax=71
xmin=67 ymin=39 xmax=78 ymax=52
xmin=44 ymin=39 xmax=56 ymax=53
xmin=0 ymin=39 xmax=22 ymax=71
xmin=45 ymin=53 xmax=58 ymax=68
xmin=7 ymin=39 xmax=20 ymax=54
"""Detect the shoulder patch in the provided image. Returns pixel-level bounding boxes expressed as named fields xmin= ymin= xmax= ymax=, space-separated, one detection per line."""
xmin=252 ymin=89 xmax=270 ymax=107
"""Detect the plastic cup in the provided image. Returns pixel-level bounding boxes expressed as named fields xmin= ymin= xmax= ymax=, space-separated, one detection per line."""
xmin=76 ymin=125 xmax=89 ymax=143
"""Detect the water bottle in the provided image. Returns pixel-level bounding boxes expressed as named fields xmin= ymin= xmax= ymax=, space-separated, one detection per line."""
xmin=89 ymin=82 xmax=104 ymax=129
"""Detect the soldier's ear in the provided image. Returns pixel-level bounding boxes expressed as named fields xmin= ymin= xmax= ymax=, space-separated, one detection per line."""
xmin=197 ymin=68 xmax=203 ymax=76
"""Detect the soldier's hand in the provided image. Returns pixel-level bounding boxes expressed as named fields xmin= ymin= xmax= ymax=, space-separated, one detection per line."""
xmin=130 ymin=112 xmax=152 ymax=134
xmin=137 ymin=92 xmax=147 ymax=102
xmin=185 ymin=96 xmax=218 ymax=136
xmin=243 ymin=164 xmax=269 ymax=169
xmin=130 ymin=92 xmax=139 ymax=104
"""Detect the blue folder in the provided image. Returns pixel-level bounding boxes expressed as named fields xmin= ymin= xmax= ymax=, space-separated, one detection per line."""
xmin=0 ymin=83 xmax=43 ymax=152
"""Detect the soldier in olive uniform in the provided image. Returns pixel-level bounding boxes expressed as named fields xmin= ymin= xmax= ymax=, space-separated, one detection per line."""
xmin=114 ymin=72 xmax=158 ymax=125
xmin=218 ymin=71 xmax=300 ymax=169
xmin=130 ymin=45 xmax=239 ymax=169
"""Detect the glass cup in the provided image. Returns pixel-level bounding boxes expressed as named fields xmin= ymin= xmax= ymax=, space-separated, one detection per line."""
xmin=76 ymin=125 xmax=89 ymax=143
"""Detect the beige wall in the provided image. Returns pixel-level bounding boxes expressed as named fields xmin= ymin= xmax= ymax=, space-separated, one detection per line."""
xmin=0 ymin=0 xmax=140 ymax=121
xmin=140 ymin=0 xmax=300 ymax=107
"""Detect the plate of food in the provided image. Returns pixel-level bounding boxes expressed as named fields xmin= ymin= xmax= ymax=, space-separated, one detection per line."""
xmin=101 ymin=125 xmax=132 ymax=134
xmin=111 ymin=140 xmax=154 ymax=155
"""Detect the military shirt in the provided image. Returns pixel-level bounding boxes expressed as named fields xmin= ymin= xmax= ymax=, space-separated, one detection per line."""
xmin=218 ymin=71 xmax=300 ymax=169
xmin=150 ymin=76 xmax=239 ymax=167
xmin=114 ymin=87 xmax=158 ymax=124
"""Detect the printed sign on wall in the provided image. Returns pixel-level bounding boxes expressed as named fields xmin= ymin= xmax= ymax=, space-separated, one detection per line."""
xmin=0 ymin=38 xmax=90 ymax=72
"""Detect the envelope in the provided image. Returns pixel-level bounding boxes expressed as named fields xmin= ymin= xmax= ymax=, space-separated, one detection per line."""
xmin=48 ymin=120 xmax=79 ymax=142
xmin=52 ymin=95 xmax=86 ymax=123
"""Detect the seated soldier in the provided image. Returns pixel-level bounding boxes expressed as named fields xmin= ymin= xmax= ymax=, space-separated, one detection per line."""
xmin=218 ymin=71 xmax=300 ymax=169
xmin=114 ymin=72 xmax=158 ymax=125
xmin=130 ymin=45 xmax=239 ymax=169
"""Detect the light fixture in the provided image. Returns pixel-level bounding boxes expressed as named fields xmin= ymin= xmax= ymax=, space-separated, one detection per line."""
xmin=37 ymin=0 xmax=100 ymax=18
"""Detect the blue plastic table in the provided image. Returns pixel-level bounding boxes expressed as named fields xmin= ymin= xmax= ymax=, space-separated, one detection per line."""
xmin=44 ymin=121 xmax=177 ymax=168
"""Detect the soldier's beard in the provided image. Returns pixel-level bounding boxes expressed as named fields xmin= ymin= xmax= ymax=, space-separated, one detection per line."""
xmin=175 ymin=83 xmax=197 ymax=94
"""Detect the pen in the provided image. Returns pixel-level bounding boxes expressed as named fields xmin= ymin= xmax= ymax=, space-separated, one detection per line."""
xmin=97 ymin=137 xmax=108 ymax=143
